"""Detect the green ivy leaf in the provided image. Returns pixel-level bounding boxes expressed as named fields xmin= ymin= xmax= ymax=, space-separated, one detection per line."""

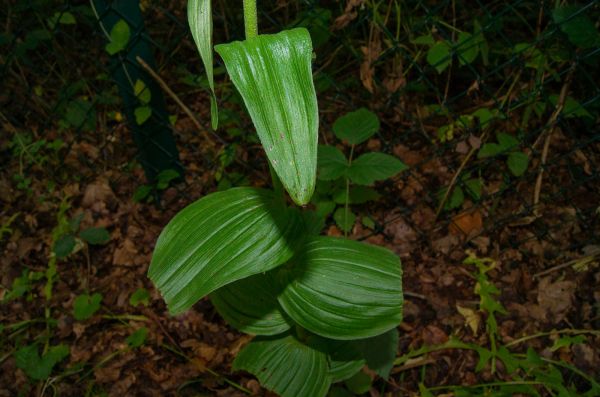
xmin=427 ymin=41 xmax=452 ymax=73
xmin=507 ymin=152 xmax=529 ymax=177
xmin=134 ymin=106 xmax=152 ymax=125
xmin=79 ymin=227 xmax=110 ymax=245
xmin=332 ymin=108 xmax=380 ymax=145
xmin=53 ymin=234 xmax=75 ymax=259
xmin=317 ymin=145 xmax=348 ymax=181
xmin=129 ymin=288 xmax=151 ymax=307
xmin=333 ymin=207 xmax=355 ymax=233
xmin=216 ymin=29 xmax=319 ymax=205
xmin=211 ymin=273 xmax=293 ymax=335
xmin=148 ymin=188 xmax=305 ymax=315
xmin=105 ymin=19 xmax=130 ymax=55
xmin=497 ymin=133 xmax=519 ymax=151
xmin=15 ymin=344 xmax=69 ymax=380
xmin=276 ymin=237 xmax=403 ymax=340
xmin=73 ymin=293 xmax=102 ymax=321
xmin=233 ymin=334 xmax=330 ymax=397
xmin=126 ymin=327 xmax=148 ymax=348
xmin=188 ymin=0 xmax=218 ymax=129
xmin=477 ymin=143 xmax=502 ymax=159
xmin=133 ymin=79 xmax=151 ymax=104
xmin=347 ymin=153 xmax=408 ymax=185
xmin=456 ymin=32 xmax=479 ymax=65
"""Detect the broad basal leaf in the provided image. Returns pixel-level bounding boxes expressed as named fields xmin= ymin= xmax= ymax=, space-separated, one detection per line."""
xmin=347 ymin=152 xmax=408 ymax=185
xmin=276 ymin=237 xmax=403 ymax=340
xmin=333 ymin=108 xmax=380 ymax=145
xmin=188 ymin=0 xmax=218 ymax=129
xmin=215 ymin=28 xmax=318 ymax=205
xmin=211 ymin=272 xmax=293 ymax=335
xmin=149 ymin=188 xmax=304 ymax=315
xmin=355 ymin=328 xmax=399 ymax=380
xmin=233 ymin=334 xmax=331 ymax=397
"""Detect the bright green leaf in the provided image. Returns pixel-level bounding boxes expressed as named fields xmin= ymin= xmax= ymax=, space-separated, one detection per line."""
xmin=188 ymin=0 xmax=218 ymax=129
xmin=134 ymin=79 xmax=151 ymax=104
xmin=427 ymin=41 xmax=451 ymax=73
xmin=333 ymin=108 xmax=380 ymax=145
xmin=53 ymin=234 xmax=75 ymax=258
xmin=211 ymin=273 xmax=293 ymax=335
xmin=73 ymin=293 xmax=102 ymax=321
xmin=215 ymin=29 xmax=319 ymax=205
xmin=456 ymin=32 xmax=478 ymax=65
xmin=15 ymin=344 xmax=69 ymax=380
xmin=133 ymin=185 xmax=152 ymax=202
xmin=233 ymin=334 xmax=330 ymax=397
xmin=129 ymin=288 xmax=150 ymax=307
xmin=156 ymin=169 xmax=180 ymax=190
xmin=477 ymin=143 xmax=502 ymax=158
xmin=347 ymin=153 xmax=408 ymax=185
xmin=80 ymin=227 xmax=110 ymax=245
xmin=550 ymin=334 xmax=586 ymax=351
xmin=318 ymin=145 xmax=348 ymax=181
xmin=315 ymin=200 xmax=336 ymax=219
xmin=497 ymin=133 xmax=519 ymax=151
xmin=411 ymin=34 xmax=435 ymax=46
xmin=105 ymin=19 xmax=130 ymax=55
xmin=333 ymin=207 xmax=355 ymax=233
xmin=148 ymin=188 xmax=305 ymax=315
xmin=507 ymin=152 xmax=529 ymax=177
xmin=126 ymin=327 xmax=148 ymax=348
xmin=464 ymin=178 xmax=482 ymax=201
xmin=362 ymin=216 xmax=376 ymax=229
xmin=276 ymin=237 xmax=403 ymax=340
xmin=319 ymin=339 xmax=365 ymax=383
xmin=134 ymin=106 xmax=152 ymax=125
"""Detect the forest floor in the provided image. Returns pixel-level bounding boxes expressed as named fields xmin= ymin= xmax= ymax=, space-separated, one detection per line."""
xmin=1 ymin=2 xmax=600 ymax=396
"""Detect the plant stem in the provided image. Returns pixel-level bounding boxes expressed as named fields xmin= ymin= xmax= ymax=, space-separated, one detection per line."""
xmin=243 ymin=0 xmax=258 ymax=39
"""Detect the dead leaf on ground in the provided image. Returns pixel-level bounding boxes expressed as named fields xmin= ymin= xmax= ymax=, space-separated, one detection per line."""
xmin=456 ymin=305 xmax=481 ymax=335
xmin=450 ymin=210 xmax=483 ymax=237
xmin=82 ymin=178 xmax=116 ymax=208
xmin=537 ymin=277 xmax=576 ymax=323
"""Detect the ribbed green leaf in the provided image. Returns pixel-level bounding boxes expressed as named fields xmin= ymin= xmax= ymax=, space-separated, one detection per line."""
xmin=149 ymin=188 xmax=304 ymax=315
xmin=355 ymin=328 xmax=399 ymax=380
xmin=188 ymin=0 xmax=218 ymax=129
xmin=276 ymin=237 xmax=403 ymax=340
xmin=233 ymin=334 xmax=331 ymax=397
xmin=347 ymin=152 xmax=408 ymax=185
xmin=210 ymin=272 xmax=293 ymax=335
xmin=215 ymin=28 xmax=318 ymax=205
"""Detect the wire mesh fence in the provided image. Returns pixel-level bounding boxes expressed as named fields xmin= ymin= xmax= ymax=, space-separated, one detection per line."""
xmin=1 ymin=0 xmax=599 ymax=267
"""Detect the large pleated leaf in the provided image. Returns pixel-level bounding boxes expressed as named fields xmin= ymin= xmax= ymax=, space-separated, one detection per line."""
xmin=210 ymin=273 xmax=293 ymax=335
xmin=276 ymin=237 xmax=402 ymax=340
xmin=215 ymin=28 xmax=318 ymax=205
xmin=148 ymin=188 xmax=304 ymax=315
xmin=233 ymin=334 xmax=331 ymax=397
xmin=188 ymin=0 xmax=218 ymax=129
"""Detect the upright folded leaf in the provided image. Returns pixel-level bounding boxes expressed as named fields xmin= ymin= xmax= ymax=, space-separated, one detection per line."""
xmin=149 ymin=188 xmax=304 ymax=315
xmin=215 ymin=28 xmax=318 ymax=205
xmin=276 ymin=236 xmax=403 ymax=340
xmin=188 ymin=0 xmax=218 ymax=129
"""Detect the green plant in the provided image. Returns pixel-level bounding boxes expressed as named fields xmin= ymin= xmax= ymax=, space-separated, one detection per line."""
xmin=132 ymin=168 xmax=180 ymax=203
xmin=147 ymin=2 xmax=404 ymax=396
xmin=395 ymin=252 xmax=600 ymax=396
xmin=314 ymin=108 xmax=408 ymax=233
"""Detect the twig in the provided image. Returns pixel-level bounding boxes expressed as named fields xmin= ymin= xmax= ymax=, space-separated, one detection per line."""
xmin=435 ymin=134 xmax=485 ymax=219
xmin=532 ymin=63 xmax=576 ymax=216
xmin=135 ymin=56 xmax=219 ymax=149
xmin=532 ymin=250 xmax=600 ymax=279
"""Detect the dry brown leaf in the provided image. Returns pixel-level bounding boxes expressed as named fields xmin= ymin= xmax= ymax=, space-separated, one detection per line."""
xmin=112 ymin=239 xmax=138 ymax=266
xmin=450 ymin=210 xmax=483 ymax=237
xmin=333 ymin=0 xmax=365 ymax=30
xmin=537 ymin=277 xmax=576 ymax=323
xmin=82 ymin=178 xmax=116 ymax=208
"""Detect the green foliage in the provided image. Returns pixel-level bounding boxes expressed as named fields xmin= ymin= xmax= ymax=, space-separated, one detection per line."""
xmin=478 ymin=133 xmax=529 ymax=177
xmin=552 ymin=5 xmax=600 ymax=49
xmin=15 ymin=344 xmax=69 ymax=380
xmin=129 ymin=288 xmax=151 ymax=307
xmin=126 ymin=327 xmax=148 ymax=348
xmin=149 ymin=8 xmax=404 ymax=397
xmin=73 ymin=292 xmax=102 ymax=321
xmin=52 ymin=212 xmax=110 ymax=259
xmin=133 ymin=168 xmax=181 ymax=203
xmin=105 ymin=19 xmax=130 ymax=55
xmin=315 ymin=109 xmax=407 ymax=231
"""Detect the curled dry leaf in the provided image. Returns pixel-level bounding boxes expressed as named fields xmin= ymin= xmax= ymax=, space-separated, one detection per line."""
xmin=333 ymin=0 xmax=365 ymax=30
xmin=537 ymin=277 xmax=576 ymax=323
